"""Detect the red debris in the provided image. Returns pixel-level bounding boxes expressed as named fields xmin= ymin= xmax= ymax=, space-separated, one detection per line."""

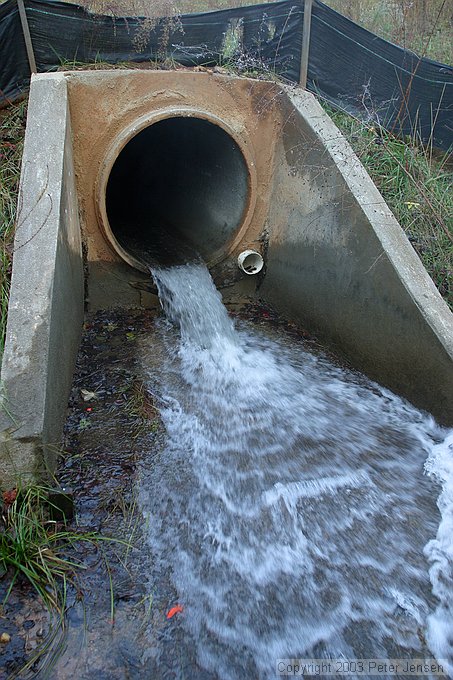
xmin=166 ymin=604 xmax=184 ymax=619
xmin=2 ymin=489 xmax=17 ymax=506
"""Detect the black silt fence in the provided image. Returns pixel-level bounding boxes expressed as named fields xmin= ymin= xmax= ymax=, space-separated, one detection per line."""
xmin=0 ymin=0 xmax=452 ymax=150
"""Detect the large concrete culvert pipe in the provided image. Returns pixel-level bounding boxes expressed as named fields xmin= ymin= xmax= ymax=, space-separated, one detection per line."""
xmin=99 ymin=113 xmax=256 ymax=271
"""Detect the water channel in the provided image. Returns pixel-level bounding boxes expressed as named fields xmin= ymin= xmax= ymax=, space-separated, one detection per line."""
xmin=49 ymin=260 xmax=453 ymax=679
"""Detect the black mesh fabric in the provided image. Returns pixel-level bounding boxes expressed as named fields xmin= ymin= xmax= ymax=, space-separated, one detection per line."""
xmin=1 ymin=0 xmax=451 ymax=150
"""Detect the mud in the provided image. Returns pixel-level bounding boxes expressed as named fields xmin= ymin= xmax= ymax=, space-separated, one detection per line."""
xmin=1 ymin=308 xmax=161 ymax=679
xmin=0 ymin=582 xmax=50 ymax=679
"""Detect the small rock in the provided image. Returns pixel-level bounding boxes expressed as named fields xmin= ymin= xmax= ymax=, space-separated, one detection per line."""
xmin=213 ymin=66 xmax=230 ymax=75
xmin=0 ymin=632 xmax=11 ymax=643
xmin=25 ymin=637 xmax=39 ymax=652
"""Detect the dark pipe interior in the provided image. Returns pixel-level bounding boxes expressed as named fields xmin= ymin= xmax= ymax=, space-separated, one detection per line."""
xmin=106 ymin=117 xmax=250 ymax=267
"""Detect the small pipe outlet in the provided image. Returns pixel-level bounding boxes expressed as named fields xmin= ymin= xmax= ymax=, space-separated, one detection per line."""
xmin=237 ymin=250 xmax=264 ymax=275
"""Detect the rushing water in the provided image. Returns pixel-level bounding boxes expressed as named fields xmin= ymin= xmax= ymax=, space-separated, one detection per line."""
xmin=139 ymin=262 xmax=453 ymax=679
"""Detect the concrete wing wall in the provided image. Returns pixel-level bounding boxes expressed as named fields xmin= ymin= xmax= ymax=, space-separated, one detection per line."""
xmin=261 ymin=88 xmax=453 ymax=425
xmin=0 ymin=74 xmax=84 ymax=487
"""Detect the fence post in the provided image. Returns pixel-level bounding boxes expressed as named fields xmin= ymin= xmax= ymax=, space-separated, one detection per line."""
xmin=299 ymin=0 xmax=313 ymax=89
xmin=17 ymin=0 xmax=37 ymax=75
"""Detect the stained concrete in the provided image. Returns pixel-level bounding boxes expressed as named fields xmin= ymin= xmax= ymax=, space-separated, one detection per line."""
xmin=63 ymin=70 xmax=281 ymax=302
xmin=0 ymin=74 xmax=84 ymax=487
xmin=262 ymin=87 xmax=453 ymax=424
xmin=1 ymin=69 xmax=452 ymax=486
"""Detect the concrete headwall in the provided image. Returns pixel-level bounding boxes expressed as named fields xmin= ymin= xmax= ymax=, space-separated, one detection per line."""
xmin=0 ymin=74 xmax=84 ymax=487
xmin=261 ymin=87 xmax=453 ymax=424
xmin=63 ymin=70 xmax=281 ymax=310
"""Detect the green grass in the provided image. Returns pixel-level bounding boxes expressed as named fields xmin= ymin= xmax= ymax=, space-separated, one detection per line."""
xmin=322 ymin=103 xmax=453 ymax=308
xmin=0 ymin=483 xmax=130 ymax=675
xmin=0 ymin=99 xmax=26 ymax=356
xmin=0 ymin=485 xmax=105 ymax=613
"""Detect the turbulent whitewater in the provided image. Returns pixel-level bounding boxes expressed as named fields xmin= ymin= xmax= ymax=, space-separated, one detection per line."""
xmin=140 ymin=262 xmax=453 ymax=679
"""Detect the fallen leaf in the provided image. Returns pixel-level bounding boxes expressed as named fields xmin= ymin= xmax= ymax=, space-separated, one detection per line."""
xmin=2 ymin=489 xmax=17 ymax=506
xmin=166 ymin=604 xmax=184 ymax=619
xmin=81 ymin=389 xmax=97 ymax=401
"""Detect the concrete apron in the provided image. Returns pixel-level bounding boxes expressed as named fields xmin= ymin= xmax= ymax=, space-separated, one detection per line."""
xmin=1 ymin=70 xmax=452 ymax=487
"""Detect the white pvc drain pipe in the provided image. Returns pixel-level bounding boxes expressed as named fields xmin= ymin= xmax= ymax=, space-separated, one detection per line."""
xmin=237 ymin=250 xmax=264 ymax=275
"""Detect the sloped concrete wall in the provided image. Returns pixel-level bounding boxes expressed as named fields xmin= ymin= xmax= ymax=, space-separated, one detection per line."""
xmin=261 ymin=87 xmax=453 ymax=424
xmin=0 ymin=74 xmax=84 ymax=487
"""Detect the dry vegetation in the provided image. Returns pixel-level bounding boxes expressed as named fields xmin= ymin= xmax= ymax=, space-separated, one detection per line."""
xmin=78 ymin=0 xmax=451 ymax=64
xmin=0 ymin=100 xmax=26 ymax=355
xmin=327 ymin=0 xmax=452 ymax=64
xmin=322 ymin=103 xmax=452 ymax=308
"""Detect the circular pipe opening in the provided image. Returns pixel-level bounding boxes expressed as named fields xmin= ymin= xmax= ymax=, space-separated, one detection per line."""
xmin=237 ymin=250 xmax=264 ymax=275
xmin=99 ymin=113 xmax=256 ymax=271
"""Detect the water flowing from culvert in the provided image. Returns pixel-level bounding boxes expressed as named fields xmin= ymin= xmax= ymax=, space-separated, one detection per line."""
xmin=140 ymin=261 xmax=453 ymax=679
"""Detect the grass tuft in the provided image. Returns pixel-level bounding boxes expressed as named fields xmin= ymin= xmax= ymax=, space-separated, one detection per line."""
xmin=0 ymin=484 xmax=120 ymax=617
xmin=121 ymin=377 xmax=160 ymax=438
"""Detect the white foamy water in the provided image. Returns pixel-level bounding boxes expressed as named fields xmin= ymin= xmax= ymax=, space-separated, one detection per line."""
xmin=424 ymin=432 xmax=453 ymax=678
xmin=141 ymin=262 xmax=453 ymax=679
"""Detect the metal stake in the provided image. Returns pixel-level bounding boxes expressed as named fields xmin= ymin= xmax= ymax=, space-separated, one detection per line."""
xmin=17 ymin=0 xmax=37 ymax=75
xmin=299 ymin=0 xmax=313 ymax=89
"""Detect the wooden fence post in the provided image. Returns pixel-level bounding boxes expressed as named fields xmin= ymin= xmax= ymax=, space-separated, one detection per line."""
xmin=299 ymin=0 xmax=313 ymax=89
xmin=17 ymin=0 xmax=37 ymax=75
